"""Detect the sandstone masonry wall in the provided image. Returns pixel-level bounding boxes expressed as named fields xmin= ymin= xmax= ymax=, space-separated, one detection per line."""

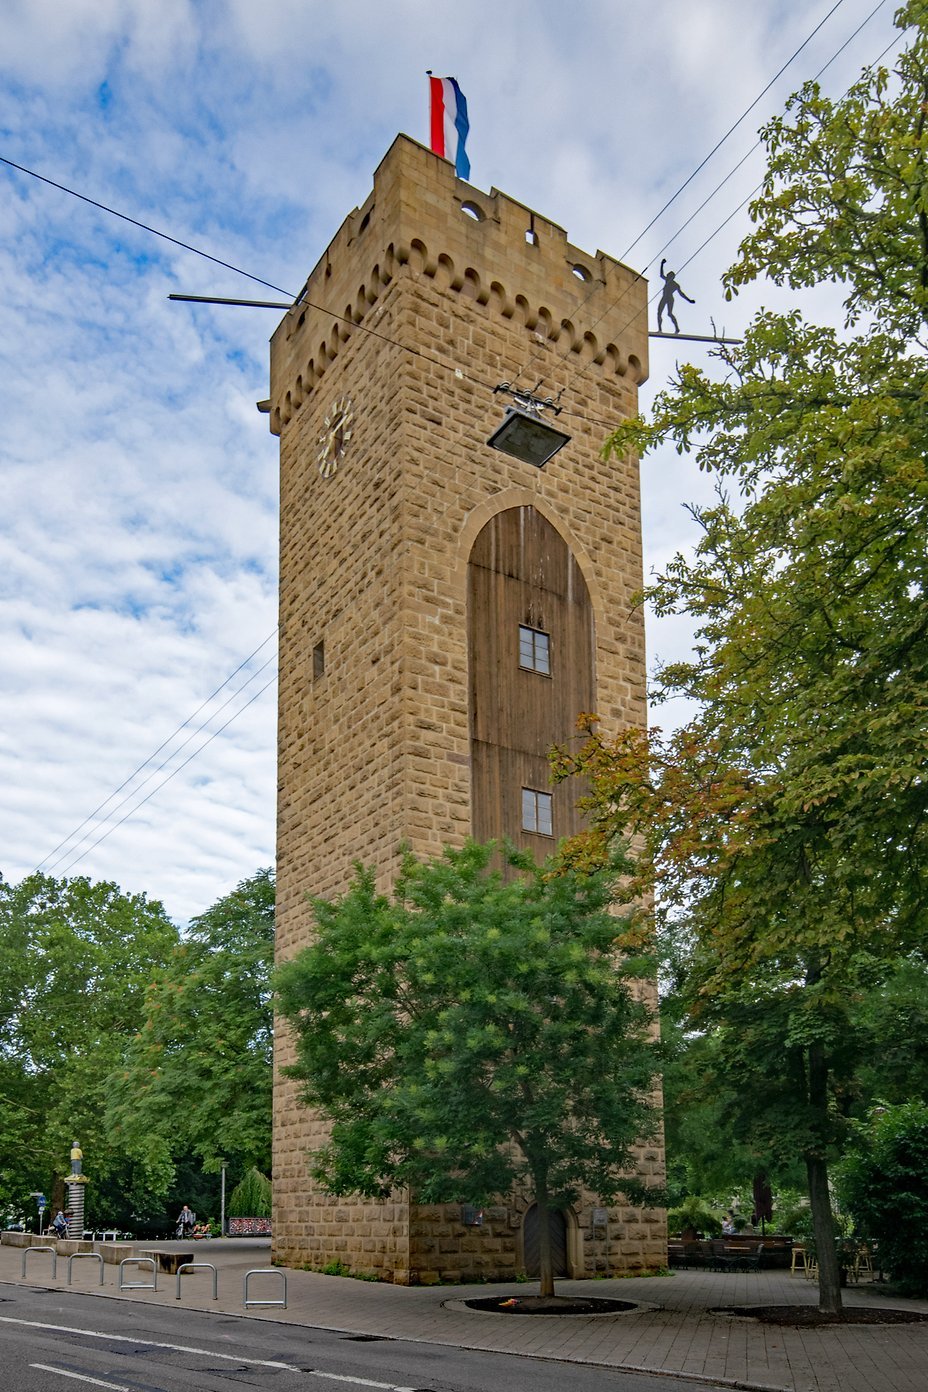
xmin=271 ymin=134 xmax=666 ymax=1280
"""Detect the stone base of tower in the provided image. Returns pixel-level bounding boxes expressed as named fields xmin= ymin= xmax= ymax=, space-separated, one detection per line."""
xmin=272 ymin=1187 xmax=667 ymax=1285
xmin=273 ymin=1067 xmax=666 ymax=1282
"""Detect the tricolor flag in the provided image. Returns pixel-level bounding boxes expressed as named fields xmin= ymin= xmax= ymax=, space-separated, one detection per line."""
xmin=428 ymin=75 xmax=470 ymax=181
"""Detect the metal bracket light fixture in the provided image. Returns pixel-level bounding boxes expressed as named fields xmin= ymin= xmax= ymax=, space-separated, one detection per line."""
xmin=486 ymin=384 xmax=571 ymax=468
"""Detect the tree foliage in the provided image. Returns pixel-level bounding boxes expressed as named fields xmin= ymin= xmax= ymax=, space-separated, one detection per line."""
xmin=660 ymin=1005 xmax=805 ymax=1208
xmin=838 ymin=1103 xmax=928 ymax=1295
xmin=851 ymin=959 xmax=928 ymax=1107
xmin=108 ymin=867 xmax=274 ymax=1186
xmin=0 ymin=866 xmax=274 ymax=1230
xmin=229 ymin=1165 xmax=272 ymax=1219
xmin=275 ymin=841 xmax=659 ymax=1295
xmin=555 ymin=4 xmax=928 ymax=1313
xmin=0 ymin=872 xmax=179 ymax=1212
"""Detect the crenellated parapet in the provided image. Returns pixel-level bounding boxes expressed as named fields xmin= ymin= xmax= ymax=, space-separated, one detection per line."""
xmin=268 ymin=135 xmax=648 ymax=435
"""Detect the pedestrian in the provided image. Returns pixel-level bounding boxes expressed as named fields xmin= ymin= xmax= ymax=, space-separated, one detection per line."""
xmin=175 ymin=1203 xmax=195 ymax=1238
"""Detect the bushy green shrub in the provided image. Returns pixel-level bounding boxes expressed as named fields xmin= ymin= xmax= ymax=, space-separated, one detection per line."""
xmin=776 ymin=1202 xmax=815 ymax=1243
xmin=838 ymin=1102 xmax=928 ymax=1296
xmin=667 ymin=1195 xmax=722 ymax=1237
xmin=228 ymin=1167 xmax=272 ymax=1219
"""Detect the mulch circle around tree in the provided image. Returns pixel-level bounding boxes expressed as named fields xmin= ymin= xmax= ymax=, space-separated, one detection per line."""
xmin=464 ymin=1294 xmax=638 ymax=1316
xmin=713 ymin=1305 xmax=928 ymax=1327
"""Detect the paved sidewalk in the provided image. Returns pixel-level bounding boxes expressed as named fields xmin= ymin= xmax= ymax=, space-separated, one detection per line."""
xmin=3 ymin=1237 xmax=928 ymax=1392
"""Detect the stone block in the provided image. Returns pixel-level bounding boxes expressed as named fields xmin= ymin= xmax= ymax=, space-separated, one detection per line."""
xmin=98 ymin=1243 xmax=135 ymax=1266
xmin=139 ymin=1249 xmax=194 ymax=1275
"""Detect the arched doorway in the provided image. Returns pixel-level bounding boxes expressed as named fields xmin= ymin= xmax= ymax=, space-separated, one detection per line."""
xmin=523 ymin=1204 xmax=569 ymax=1277
xmin=467 ymin=505 xmax=595 ymax=850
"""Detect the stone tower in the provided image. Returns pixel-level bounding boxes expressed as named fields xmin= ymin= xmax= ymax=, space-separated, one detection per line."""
xmin=268 ymin=135 xmax=665 ymax=1283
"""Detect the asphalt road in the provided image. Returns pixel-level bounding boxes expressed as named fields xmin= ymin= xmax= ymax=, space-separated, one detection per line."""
xmin=0 ymin=1282 xmax=733 ymax=1392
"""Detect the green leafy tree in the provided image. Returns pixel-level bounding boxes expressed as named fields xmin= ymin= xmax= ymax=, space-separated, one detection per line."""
xmin=556 ymin=724 xmax=925 ymax=1309
xmin=658 ymin=961 xmax=928 ymax=1225
xmin=555 ymin=3 xmax=928 ymax=1314
xmin=660 ymin=1006 xmax=804 ymax=1211
xmin=0 ymin=872 xmax=179 ymax=1212
xmin=275 ymin=841 xmax=659 ymax=1296
xmin=851 ymin=960 xmax=928 ymax=1110
xmin=108 ymin=868 xmax=274 ymax=1190
xmin=838 ymin=1103 xmax=928 ymax=1295
xmin=229 ymin=1166 xmax=272 ymax=1219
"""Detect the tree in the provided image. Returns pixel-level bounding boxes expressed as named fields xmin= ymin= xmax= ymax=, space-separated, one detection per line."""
xmin=852 ymin=959 xmax=928 ymax=1109
xmin=0 ymin=872 xmax=179 ymax=1213
xmin=275 ymin=841 xmax=659 ymax=1296
xmin=555 ymin=3 xmax=928 ymax=1314
xmin=659 ymin=957 xmax=928 ymax=1221
xmin=108 ymin=868 xmax=274 ymax=1190
xmin=229 ymin=1166 xmax=272 ymax=1219
xmin=838 ymin=1102 xmax=928 ymax=1295
xmin=660 ymin=1003 xmax=805 ymax=1211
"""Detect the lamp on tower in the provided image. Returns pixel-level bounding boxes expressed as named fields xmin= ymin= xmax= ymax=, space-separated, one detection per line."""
xmin=487 ymin=385 xmax=570 ymax=468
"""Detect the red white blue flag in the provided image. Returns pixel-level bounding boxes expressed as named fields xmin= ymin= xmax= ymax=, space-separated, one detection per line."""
xmin=428 ymin=75 xmax=470 ymax=181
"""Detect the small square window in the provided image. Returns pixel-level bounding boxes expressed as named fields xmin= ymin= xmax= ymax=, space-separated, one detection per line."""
xmin=519 ymin=624 xmax=550 ymax=675
xmin=522 ymin=787 xmax=553 ymax=837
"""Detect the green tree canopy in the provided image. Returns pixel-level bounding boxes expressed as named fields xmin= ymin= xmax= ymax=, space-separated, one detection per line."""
xmin=660 ymin=1005 xmax=805 ymax=1211
xmin=0 ymin=872 xmax=179 ymax=1211
xmin=108 ymin=867 xmax=275 ymax=1188
xmin=228 ymin=1166 xmax=272 ymax=1219
xmin=556 ymin=2 xmax=928 ymax=1314
xmin=275 ymin=841 xmax=659 ymax=1296
xmin=838 ymin=1102 xmax=928 ymax=1295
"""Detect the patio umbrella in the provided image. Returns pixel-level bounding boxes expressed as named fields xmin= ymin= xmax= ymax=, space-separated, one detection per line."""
xmin=752 ymin=1173 xmax=773 ymax=1235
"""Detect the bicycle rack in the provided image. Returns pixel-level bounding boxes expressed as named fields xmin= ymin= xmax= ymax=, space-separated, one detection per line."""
xmin=176 ymin=1262 xmax=218 ymax=1300
xmin=118 ymin=1257 xmax=157 ymax=1291
xmin=21 ymin=1246 xmax=57 ymax=1280
xmin=243 ymin=1268 xmax=287 ymax=1309
xmin=67 ymin=1252 xmax=104 ymax=1286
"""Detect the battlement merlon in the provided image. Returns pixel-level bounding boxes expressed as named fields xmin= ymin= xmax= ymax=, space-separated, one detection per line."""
xmin=268 ymin=134 xmax=648 ymax=435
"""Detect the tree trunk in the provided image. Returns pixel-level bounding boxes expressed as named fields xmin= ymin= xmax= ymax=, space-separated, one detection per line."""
xmin=535 ymin=1185 xmax=555 ymax=1298
xmin=50 ymin=1175 xmax=66 ymax=1218
xmin=806 ymin=1040 xmax=842 ymax=1314
xmin=807 ymin=1151 xmax=842 ymax=1312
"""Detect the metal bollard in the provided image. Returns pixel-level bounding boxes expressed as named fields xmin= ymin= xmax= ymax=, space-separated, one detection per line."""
xmin=21 ymin=1246 xmax=57 ymax=1281
xmin=118 ymin=1257 xmax=157 ymax=1291
xmin=67 ymin=1252 xmax=104 ymax=1286
xmin=243 ymin=1268 xmax=287 ymax=1309
xmin=176 ymin=1261 xmax=218 ymax=1300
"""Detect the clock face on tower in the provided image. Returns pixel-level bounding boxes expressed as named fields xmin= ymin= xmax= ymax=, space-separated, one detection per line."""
xmin=317 ymin=397 xmax=354 ymax=478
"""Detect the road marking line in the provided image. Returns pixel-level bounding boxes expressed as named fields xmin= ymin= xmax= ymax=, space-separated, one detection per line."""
xmin=314 ymin=1376 xmax=416 ymax=1392
xmin=10 ymin=1318 xmax=416 ymax=1391
xmin=29 ymin=1367 xmax=131 ymax=1391
xmin=1 ymin=1317 xmax=295 ymax=1371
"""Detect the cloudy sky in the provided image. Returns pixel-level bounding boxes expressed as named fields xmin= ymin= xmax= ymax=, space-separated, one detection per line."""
xmin=0 ymin=0 xmax=903 ymax=922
